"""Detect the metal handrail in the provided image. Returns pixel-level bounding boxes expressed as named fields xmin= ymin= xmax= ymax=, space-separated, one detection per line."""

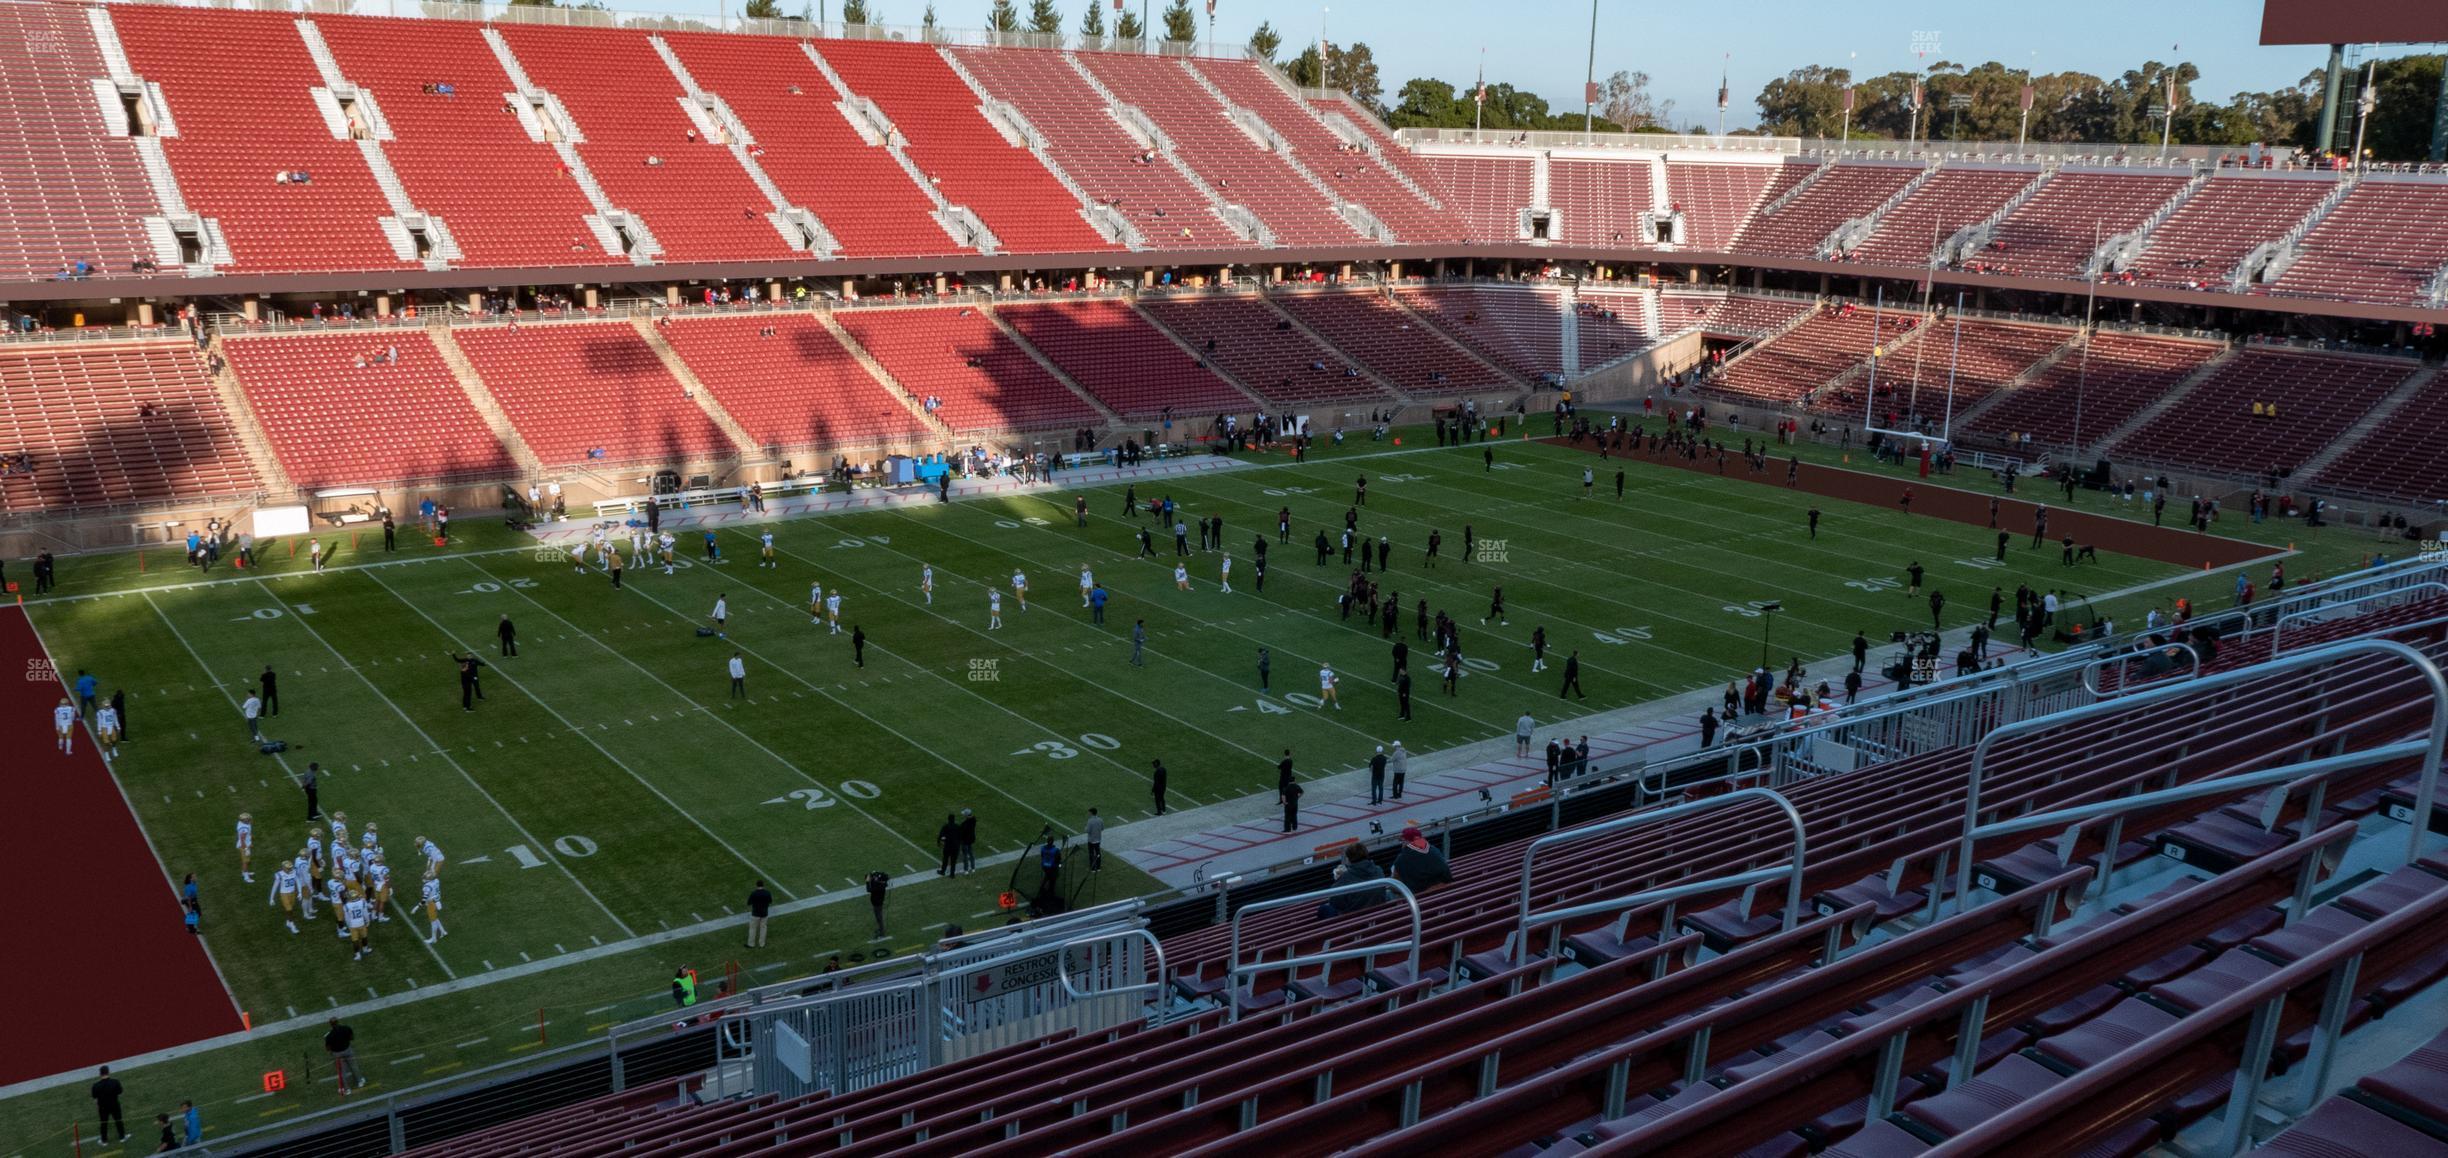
xmin=2271 ymin=581 xmax=2448 ymax=655
xmin=2078 ymin=642 xmax=2200 ymax=697
xmin=1514 ymin=788 xmax=1806 ymax=965
xmin=1954 ymin=638 xmax=2448 ymax=909
xmin=1226 ymin=878 xmax=1420 ymax=1022
xmin=1056 ymin=928 xmax=1168 ymax=1002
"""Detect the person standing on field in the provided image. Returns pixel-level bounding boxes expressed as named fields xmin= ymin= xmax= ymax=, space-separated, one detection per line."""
xmin=936 ymin=814 xmax=960 ymax=877
xmin=957 ymin=809 xmax=977 ymax=872
xmin=745 ymin=880 xmax=772 ymax=948
xmin=727 ymin=652 xmax=747 ymax=700
xmin=498 ymin=614 xmax=517 ymax=657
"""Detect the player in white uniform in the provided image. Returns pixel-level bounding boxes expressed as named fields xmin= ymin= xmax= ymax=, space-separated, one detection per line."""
xmin=418 ymin=836 xmax=444 ymax=875
xmin=920 ymin=564 xmax=934 ymax=605
xmin=325 ymin=877 xmax=349 ymax=937
xmin=1174 ymin=563 xmax=1191 ymax=591
xmin=569 ymin=541 xmax=589 ymax=573
xmin=95 ymin=703 xmax=120 ymax=761
xmin=52 ymin=697 xmax=74 ymax=754
xmin=366 ymin=856 xmax=392 ymax=920
xmin=630 ymin=522 xmax=649 ymax=560
xmin=292 ymin=849 xmax=317 ymax=918
xmin=808 ymin=580 xmax=825 ymax=624
xmin=988 ymin=589 xmax=1003 ymax=630
xmin=267 ymin=862 xmax=301 ymax=933
xmin=1011 ymin=570 xmax=1029 ymax=612
xmin=1079 ymin=566 xmax=1095 ymax=607
xmin=1220 ymin=554 xmax=1233 ymax=594
xmin=824 ymin=593 xmax=843 ymax=634
xmin=235 ymin=813 xmax=254 ymax=882
xmin=1319 ymin=665 xmax=1342 ymax=710
xmin=421 ymin=870 xmax=446 ymax=942
xmin=304 ymin=831 xmax=325 ymax=887
xmin=344 ymin=892 xmax=373 ymax=959
xmin=659 ymin=533 xmax=677 ymax=575
xmin=710 ymin=597 xmax=728 ymax=638
xmin=759 ymin=531 xmax=777 ymax=569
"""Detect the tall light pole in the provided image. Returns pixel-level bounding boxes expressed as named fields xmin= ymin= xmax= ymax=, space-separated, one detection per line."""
xmin=1838 ymin=52 xmax=1856 ymax=157
xmin=2352 ymin=59 xmax=2378 ymax=173
xmin=2071 ymin=220 xmax=2099 ymax=456
xmin=1757 ymin=601 xmax=1782 ymax=672
xmin=1583 ymin=0 xmax=1598 ymax=142
xmin=1717 ymin=55 xmax=1730 ymax=138
xmin=2018 ymin=51 xmax=2036 ymax=155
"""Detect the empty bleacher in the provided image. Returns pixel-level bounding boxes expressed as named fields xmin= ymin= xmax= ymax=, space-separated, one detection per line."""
xmin=830 ymin=305 xmax=1101 ymax=433
xmin=2131 ymin=174 xmax=2332 ymax=290
xmin=656 ymin=314 xmax=931 ymax=451
xmin=1138 ymin=294 xmax=1390 ymax=406
xmin=815 ymin=38 xmax=1113 ymax=255
xmin=1391 ymin=286 xmax=1563 ymax=381
xmin=493 ymin=24 xmax=800 ymax=264
xmin=950 ymin=47 xmax=1249 ymax=251
xmin=221 ymin=331 xmax=514 ymax=487
xmin=1810 ymin=318 xmax=2073 ymax=422
xmin=1662 ymin=160 xmax=1776 ymax=251
xmin=1963 ymin=332 xmax=2225 ymax=449
xmin=313 ymin=14 xmax=619 ymax=270
xmin=662 ymin=32 xmax=954 ymax=259
xmin=0 ymin=2 xmax=163 ymax=281
xmin=1191 ymin=57 xmax=1464 ymax=244
xmin=1846 ymin=166 xmax=2033 ymax=267
xmin=1732 ymin=162 xmax=1919 ymax=258
xmin=1658 ymin=290 xmax=1726 ymax=334
xmin=2259 ymin=179 xmax=2448 ymax=307
xmin=993 ymin=299 xmax=1249 ymax=419
xmin=1573 ymin=287 xmax=1657 ymax=367
xmin=1071 ymin=50 xmax=1354 ymax=247
xmin=2110 ymin=347 xmax=2417 ymax=477
xmin=449 ymin=322 xmax=734 ymax=465
xmin=1422 ymin=154 xmax=1531 ymax=243
xmin=1272 ymin=290 xmax=1500 ymax=393
xmin=2313 ymin=370 xmax=2448 ymax=503
xmin=1704 ymin=304 xmax=1917 ymax=406
xmin=1548 ymin=157 xmax=1652 ymax=246
xmin=1700 ymin=293 xmax=1813 ymax=340
xmin=0 ymin=339 xmax=257 ymax=512
xmin=111 ymin=6 xmax=408 ymax=272
xmin=1974 ymin=170 xmax=2190 ymax=280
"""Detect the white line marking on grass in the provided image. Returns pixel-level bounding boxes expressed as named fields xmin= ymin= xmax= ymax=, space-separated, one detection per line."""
xmin=454 ymin=1038 xmax=488 ymax=1050
xmin=241 ymin=581 xmax=636 ymax=944
xmin=454 ymin=561 xmax=929 ymax=873
xmin=389 ymin=1054 xmax=426 ymax=1066
xmin=358 ymin=570 xmax=794 ymax=906
xmin=129 ymin=593 xmax=456 ymax=989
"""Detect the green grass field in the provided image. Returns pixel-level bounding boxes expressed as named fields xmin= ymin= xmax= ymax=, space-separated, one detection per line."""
xmin=9 ymin=425 xmax=2364 ymax=1155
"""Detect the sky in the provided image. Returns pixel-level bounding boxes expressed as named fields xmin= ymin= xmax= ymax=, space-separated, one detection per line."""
xmin=739 ymin=0 xmax=2442 ymax=132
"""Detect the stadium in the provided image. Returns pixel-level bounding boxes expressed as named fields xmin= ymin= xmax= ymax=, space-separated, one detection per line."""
xmin=5 ymin=0 xmax=2448 ymax=1152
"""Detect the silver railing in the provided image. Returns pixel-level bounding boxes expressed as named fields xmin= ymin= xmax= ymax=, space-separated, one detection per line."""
xmin=1513 ymin=787 xmax=1805 ymax=965
xmin=2078 ymin=641 xmax=2200 ymax=698
xmin=1952 ymin=638 xmax=2448 ymax=911
xmin=1226 ymin=878 xmax=1421 ymax=1022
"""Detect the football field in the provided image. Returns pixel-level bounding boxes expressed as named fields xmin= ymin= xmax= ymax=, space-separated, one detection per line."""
xmin=8 ymin=431 xmax=2236 ymax=1147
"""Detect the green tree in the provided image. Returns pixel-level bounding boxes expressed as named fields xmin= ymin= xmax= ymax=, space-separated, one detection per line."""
xmin=1078 ymin=0 xmax=1104 ymax=49
xmin=1753 ymin=64 xmax=1852 ymax=138
xmin=1285 ymin=41 xmax=1382 ymax=111
xmin=1160 ymin=0 xmax=1194 ymax=41
xmin=841 ymin=0 xmax=872 ymax=21
xmin=742 ymin=0 xmax=783 ymax=18
xmin=2356 ymin=54 xmax=2444 ymax=160
xmin=1247 ymin=19 xmax=1280 ymax=64
xmin=987 ymin=0 xmax=1018 ymax=32
xmin=1115 ymin=6 xmax=1143 ymax=40
xmin=1027 ymin=0 xmax=1061 ymax=34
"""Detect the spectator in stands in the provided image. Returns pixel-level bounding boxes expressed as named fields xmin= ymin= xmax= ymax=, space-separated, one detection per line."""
xmin=1383 ymin=827 xmax=1453 ymax=898
xmin=1317 ymin=845 xmax=1385 ymax=918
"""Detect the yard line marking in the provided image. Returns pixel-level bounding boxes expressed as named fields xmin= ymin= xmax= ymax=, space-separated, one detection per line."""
xmin=388 ymin=1054 xmax=426 ymax=1066
xmin=359 ymin=569 xmax=794 ymax=905
xmin=238 ymin=580 xmax=634 ymax=945
xmin=453 ymin=1038 xmax=489 ymax=1050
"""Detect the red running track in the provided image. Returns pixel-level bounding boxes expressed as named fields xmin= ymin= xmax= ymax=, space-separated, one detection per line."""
xmin=0 ymin=608 xmax=240 ymax=1087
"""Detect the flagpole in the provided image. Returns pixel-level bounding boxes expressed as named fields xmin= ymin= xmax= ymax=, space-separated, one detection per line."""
xmin=1473 ymin=48 xmax=1485 ymax=136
